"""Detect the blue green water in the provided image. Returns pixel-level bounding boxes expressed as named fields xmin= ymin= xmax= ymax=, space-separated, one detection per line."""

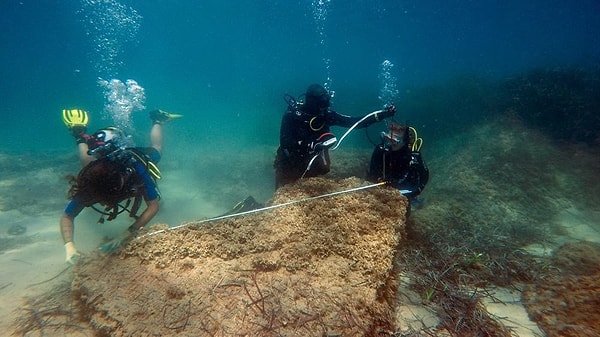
xmin=1 ymin=0 xmax=599 ymax=153
xmin=1 ymin=3 xmax=600 ymax=333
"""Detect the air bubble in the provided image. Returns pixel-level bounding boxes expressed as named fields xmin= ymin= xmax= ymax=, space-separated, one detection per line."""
xmin=378 ymin=60 xmax=399 ymax=107
xmin=79 ymin=0 xmax=142 ymax=77
xmin=98 ymin=78 xmax=146 ymax=131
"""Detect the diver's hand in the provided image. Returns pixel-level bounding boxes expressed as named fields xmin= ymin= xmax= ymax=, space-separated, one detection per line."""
xmin=311 ymin=133 xmax=337 ymax=152
xmin=64 ymin=242 xmax=81 ymax=265
xmin=99 ymin=231 xmax=133 ymax=253
xmin=379 ymin=104 xmax=396 ymax=119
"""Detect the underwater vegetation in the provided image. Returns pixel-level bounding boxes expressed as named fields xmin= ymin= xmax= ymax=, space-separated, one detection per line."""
xmin=389 ymin=64 xmax=600 ymax=335
xmin=394 ymin=117 xmax=545 ymax=336
xmin=401 ymin=66 xmax=600 ymax=148
xmin=502 ymin=66 xmax=600 ymax=146
xmin=9 ymin=66 xmax=600 ymax=336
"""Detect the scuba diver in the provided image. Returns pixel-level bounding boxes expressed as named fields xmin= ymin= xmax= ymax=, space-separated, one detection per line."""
xmin=60 ymin=108 xmax=182 ymax=264
xmin=274 ymin=83 xmax=396 ymax=188
xmin=366 ymin=121 xmax=429 ymax=202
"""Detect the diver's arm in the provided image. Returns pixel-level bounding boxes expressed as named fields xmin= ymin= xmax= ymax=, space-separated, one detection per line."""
xmin=329 ymin=111 xmax=380 ymax=128
xmin=329 ymin=111 xmax=362 ymax=128
xmin=60 ymin=213 xmax=81 ymax=264
xmin=60 ymin=213 xmax=75 ymax=244
xmin=129 ymin=198 xmax=159 ymax=231
xmin=60 ymin=199 xmax=84 ymax=244
xmin=330 ymin=105 xmax=396 ymax=129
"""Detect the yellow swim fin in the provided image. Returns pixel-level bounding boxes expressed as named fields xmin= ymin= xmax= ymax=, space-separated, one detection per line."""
xmin=62 ymin=109 xmax=89 ymax=130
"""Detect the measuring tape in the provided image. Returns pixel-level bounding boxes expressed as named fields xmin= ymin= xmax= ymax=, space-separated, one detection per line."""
xmin=136 ymin=181 xmax=387 ymax=240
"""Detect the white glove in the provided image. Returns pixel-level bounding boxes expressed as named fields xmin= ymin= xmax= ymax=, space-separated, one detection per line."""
xmin=64 ymin=242 xmax=81 ymax=265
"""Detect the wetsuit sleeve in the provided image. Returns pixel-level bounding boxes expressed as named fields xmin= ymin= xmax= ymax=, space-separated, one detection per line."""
xmin=328 ymin=110 xmax=381 ymax=129
xmin=64 ymin=199 xmax=85 ymax=218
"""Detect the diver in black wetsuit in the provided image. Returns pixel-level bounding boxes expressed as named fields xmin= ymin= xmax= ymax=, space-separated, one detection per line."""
xmin=366 ymin=122 xmax=429 ymax=201
xmin=274 ymin=83 xmax=396 ymax=188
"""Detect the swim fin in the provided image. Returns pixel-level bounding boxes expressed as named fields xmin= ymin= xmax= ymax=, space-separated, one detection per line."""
xmin=62 ymin=109 xmax=89 ymax=136
xmin=219 ymin=196 xmax=263 ymax=217
xmin=149 ymin=109 xmax=183 ymax=125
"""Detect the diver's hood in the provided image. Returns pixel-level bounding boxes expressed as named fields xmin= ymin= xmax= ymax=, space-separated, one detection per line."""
xmin=304 ymin=84 xmax=331 ymax=114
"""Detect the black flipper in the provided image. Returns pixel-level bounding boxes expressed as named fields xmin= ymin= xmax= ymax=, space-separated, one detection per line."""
xmin=219 ymin=196 xmax=263 ymax=217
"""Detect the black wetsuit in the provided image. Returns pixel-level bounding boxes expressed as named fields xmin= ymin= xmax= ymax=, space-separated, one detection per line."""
xmin=366 ymin=144 xmax=429 ymax=200
xmin=274 ymin=106 xmax=381 ymax=188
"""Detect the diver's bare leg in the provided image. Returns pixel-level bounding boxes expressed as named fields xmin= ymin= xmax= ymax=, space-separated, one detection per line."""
xmin=78 ymin=143 xmax=94 ymax=167
xmin=151 ymin=123 xmax=163 ymax=155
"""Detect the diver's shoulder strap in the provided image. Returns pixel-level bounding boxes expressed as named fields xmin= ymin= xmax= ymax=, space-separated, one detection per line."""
xmin=127 ymin=148 xmax=162 ymax=180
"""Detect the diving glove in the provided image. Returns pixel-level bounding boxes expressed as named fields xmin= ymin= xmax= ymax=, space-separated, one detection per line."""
xmin=149 ymin=109 xmax=183 ymax=125
xmin=62 ymin=109 xmax=89 ymax=137
xmin=64 ymin=242 xmax=81 ymax=265
xmin=378 ymin=104 xmax=396 ymax=120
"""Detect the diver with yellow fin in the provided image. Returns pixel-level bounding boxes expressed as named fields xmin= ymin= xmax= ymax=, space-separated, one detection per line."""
xmin=59 ymin=108 xmax=182 ymax=264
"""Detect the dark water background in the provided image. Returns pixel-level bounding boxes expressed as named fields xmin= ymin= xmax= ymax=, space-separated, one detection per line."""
xmin=1 ymin=0 xmax=599 ymax=153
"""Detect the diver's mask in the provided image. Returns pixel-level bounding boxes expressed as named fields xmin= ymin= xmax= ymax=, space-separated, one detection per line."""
xmin=380 ymin=125 xmax=406 ymax=151
xmin=87 ymin=127 xmax=133 ymax=159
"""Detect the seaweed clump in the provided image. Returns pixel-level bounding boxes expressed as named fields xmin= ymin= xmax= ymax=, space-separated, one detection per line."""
xmin=13 ymin=281 xmax=94 ymax=337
